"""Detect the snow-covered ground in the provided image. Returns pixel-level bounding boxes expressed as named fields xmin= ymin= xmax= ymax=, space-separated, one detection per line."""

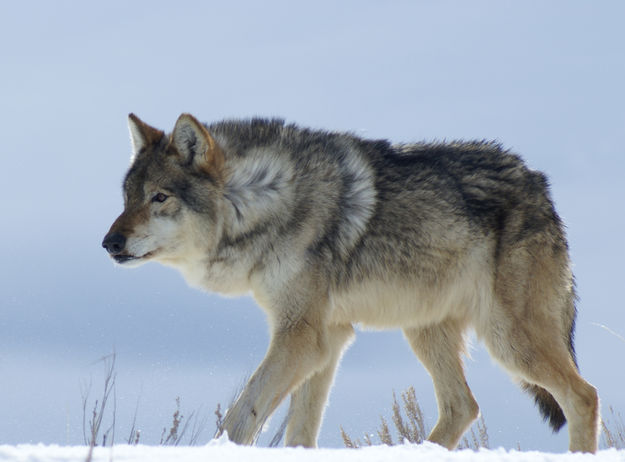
xmin=1 ymin=439 xmax=623 ymax=462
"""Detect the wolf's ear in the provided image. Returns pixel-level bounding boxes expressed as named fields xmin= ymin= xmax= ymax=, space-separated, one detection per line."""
xmin=172 ymin=113 xmax=224 ymax=178
xmin=128 ymin=114 xmax=164 ymax=155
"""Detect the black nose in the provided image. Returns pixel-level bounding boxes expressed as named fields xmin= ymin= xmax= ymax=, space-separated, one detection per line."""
xmin=102 ymin=232 xmax=127 ymax=255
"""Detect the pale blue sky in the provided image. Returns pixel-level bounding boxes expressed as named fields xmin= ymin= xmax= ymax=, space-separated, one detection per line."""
xmin=1 ymin=0 xmax=624 ymax=451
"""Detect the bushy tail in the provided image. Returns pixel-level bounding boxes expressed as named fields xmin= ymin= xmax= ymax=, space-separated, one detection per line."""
xmin=521 ymin=383 xmax=567 ymax=432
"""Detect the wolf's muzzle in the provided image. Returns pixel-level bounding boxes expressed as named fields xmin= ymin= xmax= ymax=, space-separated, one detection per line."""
xmin=102 ymin=232 xmax=127 ymax=256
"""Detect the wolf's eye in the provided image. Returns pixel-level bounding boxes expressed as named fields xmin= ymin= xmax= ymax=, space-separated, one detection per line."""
xmin=152 ymin=192 xmax=168 ymax=203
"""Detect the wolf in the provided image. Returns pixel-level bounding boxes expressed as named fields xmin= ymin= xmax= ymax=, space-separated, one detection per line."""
xmin=102 ymin=113 xmax=599 ymax=452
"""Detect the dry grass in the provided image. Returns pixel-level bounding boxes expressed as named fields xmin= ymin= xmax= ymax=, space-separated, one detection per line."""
xmin=82 ymin=354 xmax=116 ymax=462
xmin=602 ymin=405 xmax=625 ymax=449
xmin=341 ymin=385 xmax=489 ymax=450
xmin=342 ymin=385 xmax=625 ymax=452
xmin=458 ymin=415 xmax=489 ymax=450
xmin=82 ymin=354 xmax=117 ymax=447
xmin=81 ymin=353 xmax=210 ymax=451
xmin=80 ymin=357 xmax=623 ymax=450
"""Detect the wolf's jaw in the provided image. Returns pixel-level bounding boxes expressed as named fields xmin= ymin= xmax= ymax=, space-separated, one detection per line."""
xmin=113 ymin=255 xmax=138 ymax=264
xmin=112 ymin=250 xmax=155 ymax=266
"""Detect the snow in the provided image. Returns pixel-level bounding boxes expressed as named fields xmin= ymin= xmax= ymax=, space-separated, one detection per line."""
xmin=0 ymin=439 xmax=622 ymax=462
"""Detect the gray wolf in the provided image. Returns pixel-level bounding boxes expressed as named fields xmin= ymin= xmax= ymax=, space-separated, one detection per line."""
xmin=102 ymin=113 xmax=599 ymax=452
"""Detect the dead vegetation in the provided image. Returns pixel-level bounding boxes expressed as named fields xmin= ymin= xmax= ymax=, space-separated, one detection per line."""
xmin=80 ymin=358 xmax=623 ymax=451
xmin=81 ymin=353 xmax=210 ymax=453
xmin=602 ymin=406 xmax=625 ymax=449
xmin=341 ymin=385 xmax=625 ymax=451
xmin=341 ymin=385 xmax=488 ymax=450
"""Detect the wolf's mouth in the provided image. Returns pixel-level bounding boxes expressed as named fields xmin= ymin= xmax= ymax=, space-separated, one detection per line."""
xmin=113 ymin=250 xmax=156 ymax=264
xmin=113 ymin=254 xmax=138 ymax=264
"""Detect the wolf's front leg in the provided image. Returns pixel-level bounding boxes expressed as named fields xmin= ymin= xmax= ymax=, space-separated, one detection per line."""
xmin=219 ymin=303 xmax=332 ymax=445
xmin=284 ymin=324 xmax=354 ymax=447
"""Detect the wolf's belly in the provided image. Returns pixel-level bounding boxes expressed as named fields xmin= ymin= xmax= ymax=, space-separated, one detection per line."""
xmin=329 ymin=266 xmax=494 ymax=330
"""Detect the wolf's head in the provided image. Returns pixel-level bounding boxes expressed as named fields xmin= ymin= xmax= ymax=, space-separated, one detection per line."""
xmin=102 ymin=113 xmax=225 ymax=268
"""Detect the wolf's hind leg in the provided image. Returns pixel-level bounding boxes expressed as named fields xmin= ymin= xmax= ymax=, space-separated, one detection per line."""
xmin=483 ymin=325 xmax=599 ymax=452
xmin=284 ymin=324 xmax=355 ymax=447
xmin=484 ymin=241 xmax=600 ymax=453
xmin=481 ymin=309 xmax=599 ymax=452
xmin=403 ymin=320 xmax=478 ymax=449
